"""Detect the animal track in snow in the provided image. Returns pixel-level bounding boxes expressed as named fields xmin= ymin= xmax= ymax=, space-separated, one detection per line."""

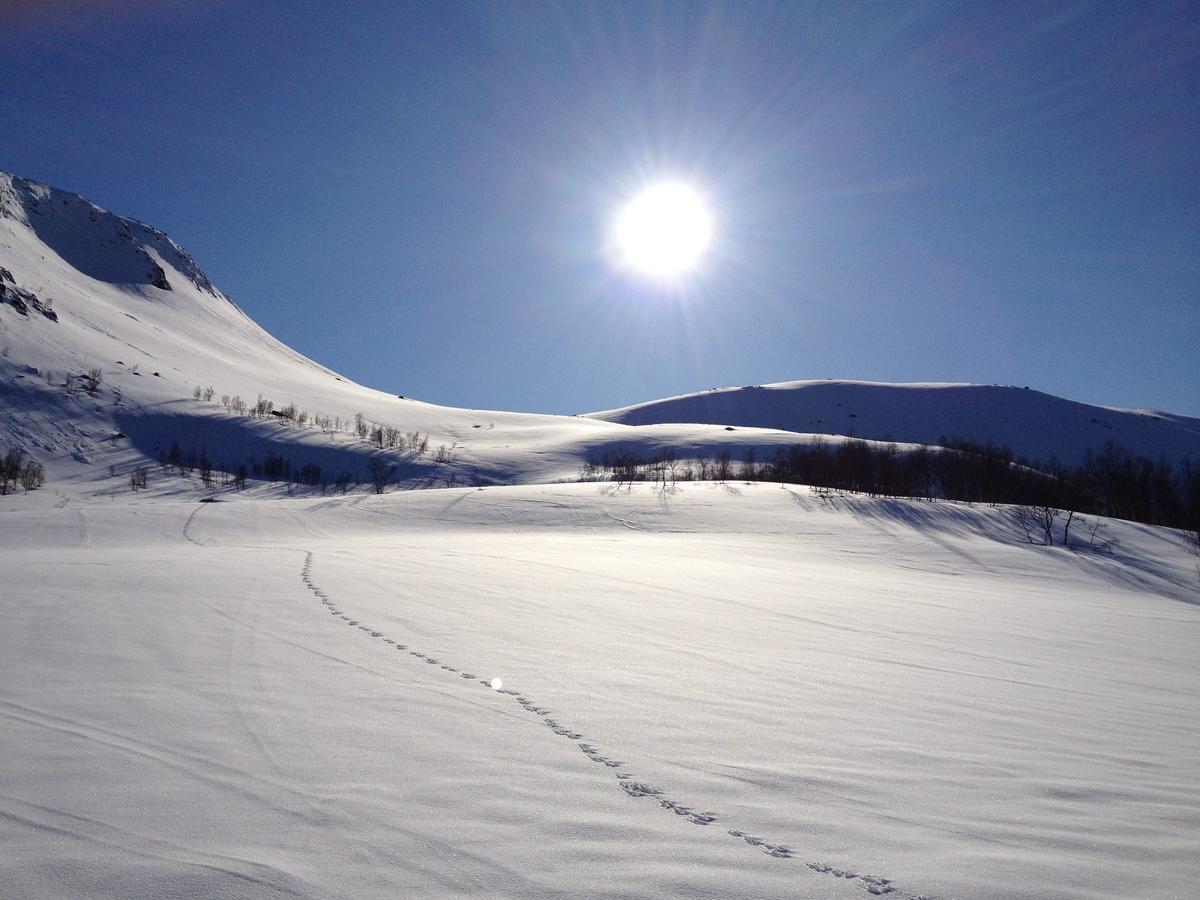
xmin=729 ymin=829 xmax=794 ymax=858
xmin=297 ymin=550 xmax=926 ymax=898
xmin=619 ymin=781 xmax=661 ymax=799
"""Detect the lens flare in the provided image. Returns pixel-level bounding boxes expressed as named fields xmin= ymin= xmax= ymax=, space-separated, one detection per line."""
xmin=612 ymin=182 xmax=713 ymax=280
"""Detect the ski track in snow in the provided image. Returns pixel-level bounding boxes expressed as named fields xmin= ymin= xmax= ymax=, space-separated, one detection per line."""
xmin=0 ymin=793 xmax=311 ymax=898
xmin=293 ymin=544 xmax=931 ymax=899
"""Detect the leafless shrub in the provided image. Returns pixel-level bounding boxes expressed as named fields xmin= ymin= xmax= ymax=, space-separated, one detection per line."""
xmin=1082 ymin=516 xmax=1117 ymax=553
xmin=19 ymin=459 xmax=44 ymax=492
xmin=367 ymin=456 xmax=395 ymax=494
xmin=1012 ymin=504 xmax=1061 ymax=545
xmin=713 ymin=451 xmax=732 ymax=483
xmin=1 ymin=448 xmax=24 ymax=495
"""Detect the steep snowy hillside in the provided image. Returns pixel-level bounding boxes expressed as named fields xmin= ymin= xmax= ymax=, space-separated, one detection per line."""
xmin=590 ymin=381 xmax=1200 ymax=468
xmin=0 ymin=172 xmax=829 ymax=490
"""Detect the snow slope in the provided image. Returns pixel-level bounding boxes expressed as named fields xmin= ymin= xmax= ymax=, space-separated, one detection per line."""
xmin=1 ymin=483 xmax=1198 ymax=899
xmin=589 ymin=381 xmax=1200 ymax=468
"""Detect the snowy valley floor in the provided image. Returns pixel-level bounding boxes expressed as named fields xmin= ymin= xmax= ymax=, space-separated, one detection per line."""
xmin=1 ymin=483 xmax=1198 ymax=899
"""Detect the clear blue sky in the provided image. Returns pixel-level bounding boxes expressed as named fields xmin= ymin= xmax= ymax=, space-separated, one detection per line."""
xmin=2 ymin=1 xmax=1197 ymax=416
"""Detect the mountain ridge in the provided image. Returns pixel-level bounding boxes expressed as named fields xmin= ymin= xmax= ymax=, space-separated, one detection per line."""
xmin=589 ymin=379 xmax=1200 ymax=468
xmin=1 ymin=170 xmax=1195 ymax=491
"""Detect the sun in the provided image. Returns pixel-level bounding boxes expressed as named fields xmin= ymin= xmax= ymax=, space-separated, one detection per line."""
xmin=612 ymin=182 xmax=714 ymax=280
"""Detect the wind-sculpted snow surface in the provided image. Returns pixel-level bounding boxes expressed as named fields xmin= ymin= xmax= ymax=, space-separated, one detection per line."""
xmin=2 ymin=483 xmax=1198 ymax=898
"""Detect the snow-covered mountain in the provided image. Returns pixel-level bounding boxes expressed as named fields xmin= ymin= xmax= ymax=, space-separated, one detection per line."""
xmin=590 ymin=380 xmax=1200 ymax=468
xmin=2 ymin=171 xmax=1196 ymax=494
xmin=0 ymin=172 xmax=823 ymax=490
xmin=2 ymin=171 xmax=1200 ymax=496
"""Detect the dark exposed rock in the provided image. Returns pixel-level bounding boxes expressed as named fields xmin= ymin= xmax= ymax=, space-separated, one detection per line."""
xmin=0 ymin=272 xmax=58 ymax=321
xmin=150 ymin=263 xmax=171 ymax=291
xmin=0 ymin=282 xmax=28 ymax=315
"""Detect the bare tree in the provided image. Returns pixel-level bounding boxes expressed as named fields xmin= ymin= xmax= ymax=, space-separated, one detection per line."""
xmin=739 ymin=448 xmax=758 ymax=482
xmin=19 ymin=459 xmax=44 ymax=492
xmin=713 ymin=451 xmax=732 ymax=483
xmin=253 ymin=395 xmax=274 ymax=418
xmin=81 ymin=368 xmax=103 ymax=395
xmin=367 ymin=456 xmax=396 ymax=494
xmin=1061 ymin=509 xmax=1076 ymax=547
xmin=1012 ymin=504 xmax=1060 ymax=545
xmin=0 ymin=448 xmax=23 ymax=495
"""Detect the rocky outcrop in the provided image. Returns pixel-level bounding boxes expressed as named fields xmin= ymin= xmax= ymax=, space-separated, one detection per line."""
xmin=0 ymin=266 xmax=58 ymax=321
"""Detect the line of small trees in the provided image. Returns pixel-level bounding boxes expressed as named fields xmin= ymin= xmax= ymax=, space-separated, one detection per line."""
xmin=0 ymin=448 xmax=45 ymax=494
xmin=582 ymin=437 xmax=1200 ymax=535
xmin=153 ymin=441 xmax=358 ymax=494
xmin=196 ymin=389 xmax=457 ymax=463
xmin=37 ymin=367 xmax=106 ymax=397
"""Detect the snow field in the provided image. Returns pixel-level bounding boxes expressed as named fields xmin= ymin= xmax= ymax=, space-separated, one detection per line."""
xmin=3 ymin=482 xmax=1197 ymax=898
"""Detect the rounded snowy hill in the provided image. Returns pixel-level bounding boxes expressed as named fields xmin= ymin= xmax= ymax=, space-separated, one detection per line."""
xmin=589 ymin=380 xmax=1200 ymax=468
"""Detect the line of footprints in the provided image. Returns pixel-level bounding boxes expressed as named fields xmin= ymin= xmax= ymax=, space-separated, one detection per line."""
xmin=299 ymin=553 xmax=925 ymax=899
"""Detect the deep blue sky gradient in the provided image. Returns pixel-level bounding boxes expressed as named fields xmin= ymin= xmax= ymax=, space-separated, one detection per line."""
xmin=2 ymin=1 xmax=1197 ymax=415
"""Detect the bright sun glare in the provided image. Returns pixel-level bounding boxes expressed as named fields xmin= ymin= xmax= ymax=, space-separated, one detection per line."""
xmin=613 ymin=182 xmax=713 ymax=280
